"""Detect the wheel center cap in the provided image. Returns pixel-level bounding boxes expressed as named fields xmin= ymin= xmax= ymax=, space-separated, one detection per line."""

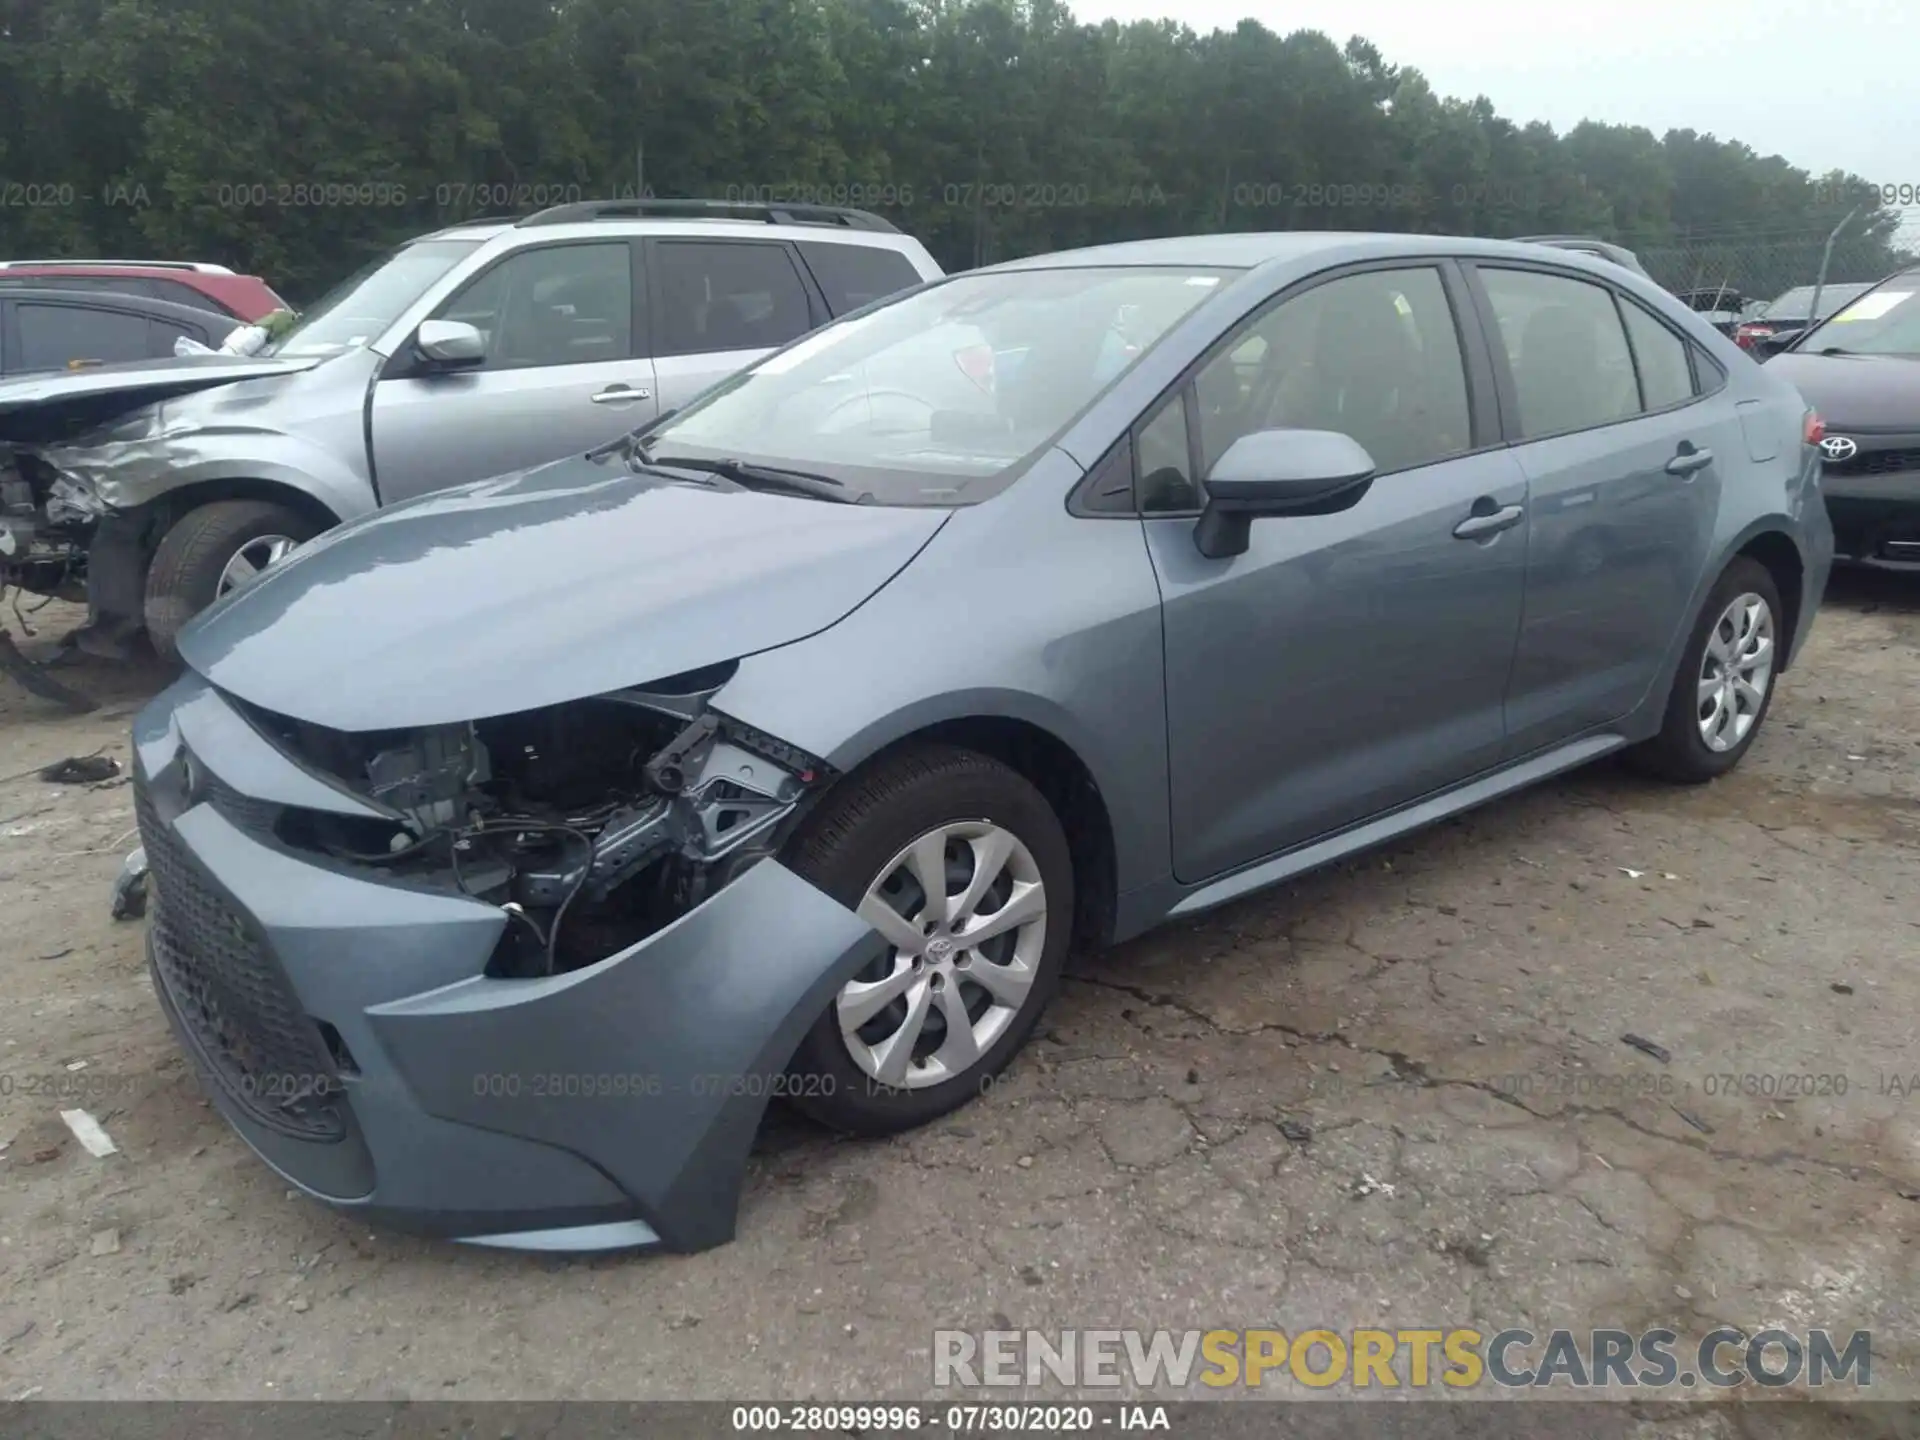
xmin=926 ymin=936 xmax=955 ymax=964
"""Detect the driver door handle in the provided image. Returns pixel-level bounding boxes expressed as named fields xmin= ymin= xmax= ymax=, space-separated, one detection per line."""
xmin=1666 ymin=444 xmax=1713 ymax=476
xmin=591 ymin=384 xmax=652 ymax=404
xmin=1453 ymin=502 xmax=1525 ymax=540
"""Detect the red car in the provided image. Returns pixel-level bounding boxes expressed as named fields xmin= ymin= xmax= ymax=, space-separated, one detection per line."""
xmin=0 ymin=260 xmax=287 ymax=323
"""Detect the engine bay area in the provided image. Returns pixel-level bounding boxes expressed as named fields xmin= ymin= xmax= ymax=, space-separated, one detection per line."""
xmin=250 ymin=671 xmax=834 ymax=976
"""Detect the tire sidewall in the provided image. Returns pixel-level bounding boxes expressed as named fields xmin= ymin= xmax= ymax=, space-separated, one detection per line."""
xmin=786 ymin=754 xmax=1073 ymax=1133
xmin=145 ymin=503 xmax=317 ymax=655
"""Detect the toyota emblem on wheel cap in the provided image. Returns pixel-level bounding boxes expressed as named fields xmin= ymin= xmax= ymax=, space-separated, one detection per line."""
xmin=1820 ymin=436 xmax=1858 ymax=462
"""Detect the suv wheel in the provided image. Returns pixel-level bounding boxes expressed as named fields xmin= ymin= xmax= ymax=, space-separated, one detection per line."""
xmin=783 ymin=744 xmax=1073 ymax=1135
xmin=144 ymin=500 xmax=319 ymax=662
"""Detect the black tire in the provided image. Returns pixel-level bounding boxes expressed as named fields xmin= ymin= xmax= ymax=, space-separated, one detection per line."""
xmin=783 ymin=743 xmax=1073 ymax=1136
xmin=144 ymin=500 xmax=320 ymax=662
xmin=1628 ymin=556 xmax=1783 ymax=784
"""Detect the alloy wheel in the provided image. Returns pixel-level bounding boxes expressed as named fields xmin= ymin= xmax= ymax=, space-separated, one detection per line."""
xmin=1696 ymin=591 xmax=1775 ymax=753
xmin=835 ymin=820 xmax=1047 ymax=1090
xmin=216 ymin=535 xmax=299 ymax=597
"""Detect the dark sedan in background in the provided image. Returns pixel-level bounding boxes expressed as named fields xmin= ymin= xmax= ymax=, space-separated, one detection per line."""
xmin=0 ymin=285 xmax=240 ymax=374
xmin=1768 ymin=266 xmax=1920 ymax=569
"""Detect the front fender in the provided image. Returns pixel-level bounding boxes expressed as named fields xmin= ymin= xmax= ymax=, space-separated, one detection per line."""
xmin=713 ymin=463 xmax=1176 ymax=917
xmin=40 ymin=422 xmax=374 ymax=526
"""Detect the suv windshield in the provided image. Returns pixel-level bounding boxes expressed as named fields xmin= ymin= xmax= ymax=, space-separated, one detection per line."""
xmin=271 ymin=239 xmax=481 ymax=357
xmin=643 ymin=265 xmax=1236 ymax=505
xmin=1796 ymin=273 xmax=1920 ymax=354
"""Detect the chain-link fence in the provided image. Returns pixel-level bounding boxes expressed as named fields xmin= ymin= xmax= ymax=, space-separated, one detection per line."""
xmin=1636 ymin=225 xmax=1917 ymax=321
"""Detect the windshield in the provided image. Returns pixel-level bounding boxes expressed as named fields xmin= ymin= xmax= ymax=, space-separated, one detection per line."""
xmin=644 ymin=265 xmax=1237 ymax=505
xmin=1765 ymin=282 xmax=1873 ymax=322
xmin=270 ymin=239 xmax=481 ymax=357
xmin=1795 ymin=273 xmax=1920 ymax=353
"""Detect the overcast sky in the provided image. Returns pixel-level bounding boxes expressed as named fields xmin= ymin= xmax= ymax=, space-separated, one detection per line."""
xmin=1077 ymin=0 xmax=1909 ymax=188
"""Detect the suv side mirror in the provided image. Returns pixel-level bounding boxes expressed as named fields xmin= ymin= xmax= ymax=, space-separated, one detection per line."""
xmin=415 ymin=319 xmax=486 ymax=369
xmin=1193 ymin=429 xmax=1377 ymax=559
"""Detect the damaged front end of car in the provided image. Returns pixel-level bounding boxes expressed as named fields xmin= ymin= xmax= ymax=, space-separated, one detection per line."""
xmin=0 ymin=357 xmax=331 ymax=690
xmin=134 ymin=658 xmax=891 ymax=1251
xmin=246 ymin=661 xmax=839 ymax=976
xmin=0 ymin=444 xmax=106 ymax=708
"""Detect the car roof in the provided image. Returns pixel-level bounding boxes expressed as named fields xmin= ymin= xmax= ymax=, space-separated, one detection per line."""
xmin=978 ymin=231 xmax=1655 ymax=274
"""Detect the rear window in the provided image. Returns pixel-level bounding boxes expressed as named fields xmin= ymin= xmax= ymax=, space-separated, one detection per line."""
xmin=800 ymin=242 xmax=924 ymax=315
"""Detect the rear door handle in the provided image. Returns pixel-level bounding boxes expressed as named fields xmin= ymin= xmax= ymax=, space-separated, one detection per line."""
xmin=1453 ymin=502 xmax=1525 ymax=540
xmin=1666 ymin=445 xmax=1713 ymax=476
xmin=591 ymin=384 xmax=652 ymax=405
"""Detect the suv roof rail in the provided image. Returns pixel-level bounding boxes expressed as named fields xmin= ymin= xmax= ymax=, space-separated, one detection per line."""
xmin=0 ymin=258 xmax=238 ymax=274
xmin=515 ymin=198 xmax=900 ymax=234
xmin=412 ymin=214 xmax=528 ymax=239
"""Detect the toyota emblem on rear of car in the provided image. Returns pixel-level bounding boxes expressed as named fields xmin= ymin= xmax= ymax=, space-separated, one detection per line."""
xmin=1820 ymin=436 xmax=1859 ymax=462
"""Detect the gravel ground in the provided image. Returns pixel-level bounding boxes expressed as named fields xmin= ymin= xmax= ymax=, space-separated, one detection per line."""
xmin=0 ymin=575 xmax=1916 ymax=1415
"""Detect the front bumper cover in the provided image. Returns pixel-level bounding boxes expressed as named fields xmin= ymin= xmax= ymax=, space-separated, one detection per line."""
xmin=134 ymin=674 xmax=886 ymax=1252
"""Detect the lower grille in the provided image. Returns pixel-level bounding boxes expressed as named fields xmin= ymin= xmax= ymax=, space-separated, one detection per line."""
xmin=1827 ymin=448 xmax=1920 ymax=478
xmin=136 ymin=779 xmax=344 ymax=1141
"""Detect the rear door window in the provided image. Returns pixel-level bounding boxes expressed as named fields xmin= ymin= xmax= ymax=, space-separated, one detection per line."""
xmin=1478 ymin=267 xmax=1640 ymax=439
xmin=15 ymin=303 xmax=156 ymax=370
xmin=652 ymin=241 xmax=815 ymax=356
xmin=799 ymin=242 xmax=923 ymax=315
xmin=148 ymin=315 xmax=212 ymax=353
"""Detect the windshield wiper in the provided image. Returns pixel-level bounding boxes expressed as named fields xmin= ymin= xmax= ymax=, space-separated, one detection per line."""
xmin=645 ymin=454 xmax=868 ymax=504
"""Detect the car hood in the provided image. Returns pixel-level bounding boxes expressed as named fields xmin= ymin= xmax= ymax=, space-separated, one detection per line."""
xmin=178 ymin=454 xmax=951 ymax=731
xmin=0 ymin=353 xmax=320 ymax=445
xmin=1767 ymin=351 xmax=1920 ymax=433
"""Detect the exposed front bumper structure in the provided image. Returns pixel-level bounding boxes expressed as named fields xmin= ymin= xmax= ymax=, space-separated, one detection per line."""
xmin=134 ymin=674 xmax=884 ymax=1252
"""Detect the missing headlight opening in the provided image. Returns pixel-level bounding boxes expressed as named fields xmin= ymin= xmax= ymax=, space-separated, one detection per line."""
xmin=261 ymin=669 xmax=832 ymax=977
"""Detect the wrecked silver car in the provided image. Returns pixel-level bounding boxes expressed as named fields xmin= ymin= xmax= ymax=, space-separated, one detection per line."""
xmin=134 ymin=232 xmax=1829 ymax=1252
xmin=0 ymin=201 xmax=940 ymax=669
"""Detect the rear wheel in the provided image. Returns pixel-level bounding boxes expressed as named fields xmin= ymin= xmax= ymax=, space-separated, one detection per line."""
xmin=783 ymin=744 xmax=1073 ymax=1135
xmin=144 ymin=500 xmax=319 ymax=662
xmin=1628 ymin=556 xmax=1782 ymax=783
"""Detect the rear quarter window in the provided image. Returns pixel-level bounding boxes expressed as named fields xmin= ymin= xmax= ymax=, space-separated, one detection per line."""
xmin=799 ymin=243 xmax=924 ymax=316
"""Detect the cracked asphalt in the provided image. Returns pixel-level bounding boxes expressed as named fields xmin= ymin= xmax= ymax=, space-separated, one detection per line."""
xmin=0 ymin=575 xmax=1916 ymax=1412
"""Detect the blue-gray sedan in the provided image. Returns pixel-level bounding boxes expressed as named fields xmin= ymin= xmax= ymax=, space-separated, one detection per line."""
xmin=133 ymin=231 xmax=1833 ymax=1252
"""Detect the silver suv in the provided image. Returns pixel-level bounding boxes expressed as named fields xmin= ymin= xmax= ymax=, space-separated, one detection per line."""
xmin=0 ymin=200 xmax=942 ymax=659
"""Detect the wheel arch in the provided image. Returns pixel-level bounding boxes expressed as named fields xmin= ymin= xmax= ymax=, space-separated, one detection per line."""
xmin=1733 ymin=527 xmax=1806 ymax=671
xmin=148 ymin=476 xmax=343 ymax=537
xmin=1632 ymin=519 xmax=1808 ymax=744
xmin=797 ymin=711 xmax=1122 ymax=956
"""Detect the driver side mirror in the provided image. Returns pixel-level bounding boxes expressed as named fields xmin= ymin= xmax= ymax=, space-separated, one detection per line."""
xmin=414 ymin=319 xmax=486 ymax=369
xmin=1193 ymin=428 xmax=1377 ymax=559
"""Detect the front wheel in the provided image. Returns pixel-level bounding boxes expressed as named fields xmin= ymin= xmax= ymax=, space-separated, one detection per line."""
xmin=783 ymin=744 xmax=1073 ymax=1135
xmin=1628 ymin=556 xmax=1783 ymax=783
xmin=144 ymin=500 xmax=320 ymax=662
